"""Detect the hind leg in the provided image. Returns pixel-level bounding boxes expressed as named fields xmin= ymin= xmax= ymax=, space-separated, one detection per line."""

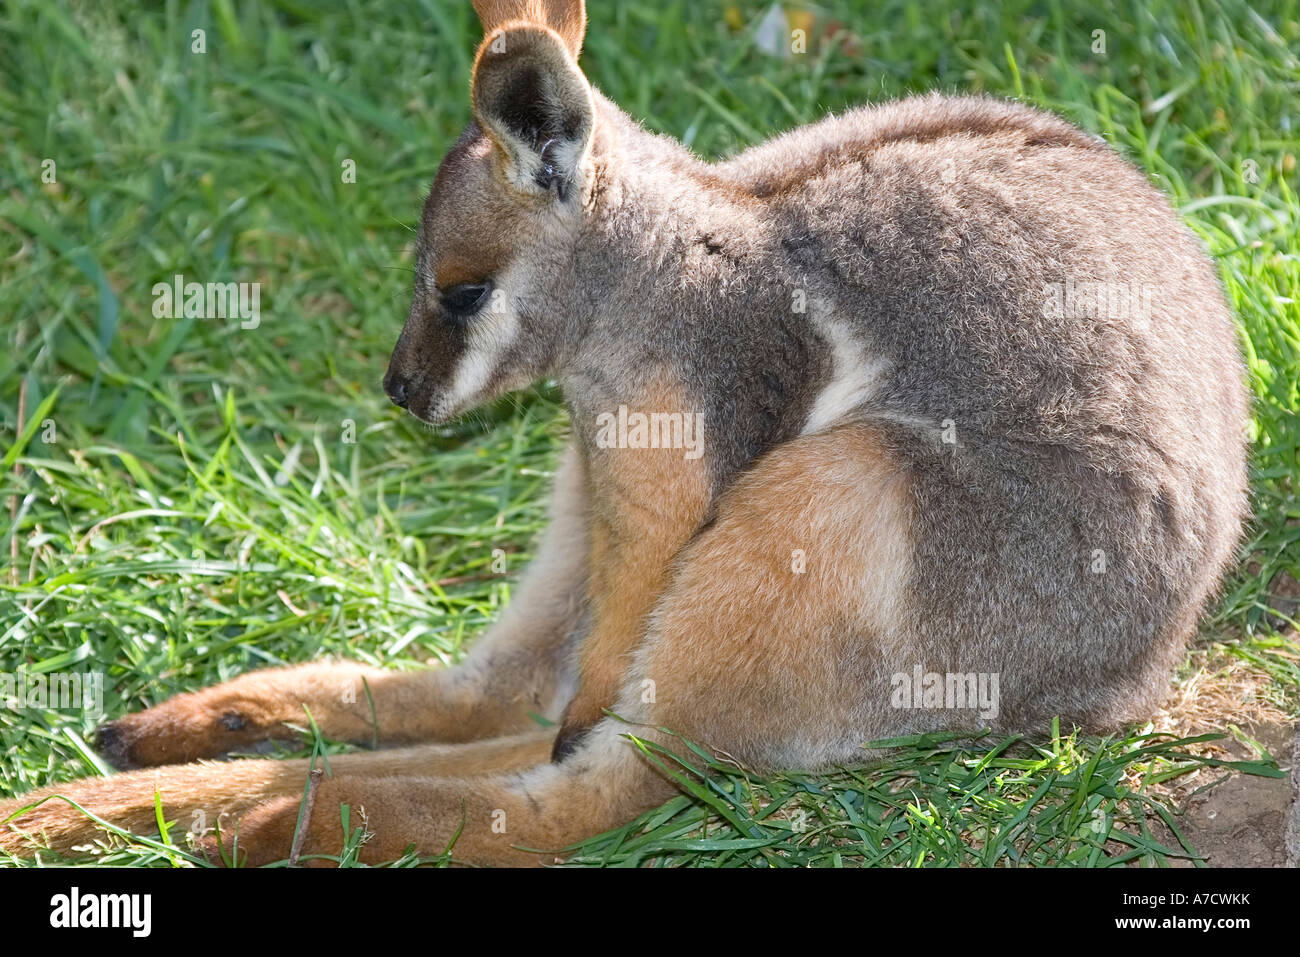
xmin=184 ymin=424 xmax=920 ymax=866
xmin=625 ymin=421 xmax=919 ymax=769
xmin=91 ymin=445 xmax=590 ymax=769
xmin=0 ymin=730 xmax=558 ymax=856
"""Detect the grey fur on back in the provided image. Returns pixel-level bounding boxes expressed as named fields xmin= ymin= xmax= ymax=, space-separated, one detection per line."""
xmin=562 ymin=90 xmax=1250 ymax=733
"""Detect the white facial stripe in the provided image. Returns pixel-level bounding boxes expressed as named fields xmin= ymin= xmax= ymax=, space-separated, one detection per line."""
xmin=445 ymin=289 xmax=521 ymax=411
xmin=803 ymin=317 xmax=887 ymax=435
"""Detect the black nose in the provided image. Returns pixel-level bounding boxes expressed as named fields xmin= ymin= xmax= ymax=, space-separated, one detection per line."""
xmin=384 ymin=374 xmax=408 ymax=409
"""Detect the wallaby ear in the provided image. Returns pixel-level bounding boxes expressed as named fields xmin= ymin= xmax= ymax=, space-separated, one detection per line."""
xmin=471 ymin=0 xmax=586 ymax=59
xmin=470 ymin=23 xmax=594 ymax=202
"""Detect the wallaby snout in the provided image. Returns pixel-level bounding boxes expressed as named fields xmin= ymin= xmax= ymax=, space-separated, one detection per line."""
xmin=382 ymin=367 xmax=409 ymax=409
xmin=381 ymin=299 xmax=468 ymax=420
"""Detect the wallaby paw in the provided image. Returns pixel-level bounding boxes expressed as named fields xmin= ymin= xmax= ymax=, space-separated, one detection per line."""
xmin=0 ymin=781 xmax=134 ymax=857
xmin=94 ymin=691 xmax=296 ymax=770
xmin=0 ymin=798 xmax=40 ymax=856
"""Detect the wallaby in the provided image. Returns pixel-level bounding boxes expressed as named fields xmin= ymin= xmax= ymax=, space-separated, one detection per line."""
xmin=1 ymin=0 xmax=1248 ymax=866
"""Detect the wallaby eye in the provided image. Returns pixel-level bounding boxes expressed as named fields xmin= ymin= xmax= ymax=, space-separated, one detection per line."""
xmin=440 ymin=282 xmax=492 ymax=316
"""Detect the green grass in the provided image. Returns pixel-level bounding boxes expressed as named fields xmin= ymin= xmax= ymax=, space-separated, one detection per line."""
xmin=1 ymin=0 xmax=1297 ymax=867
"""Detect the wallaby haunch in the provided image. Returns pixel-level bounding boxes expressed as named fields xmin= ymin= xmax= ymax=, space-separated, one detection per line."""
xmin=1 ymin=0 xmax=1248 ymax=865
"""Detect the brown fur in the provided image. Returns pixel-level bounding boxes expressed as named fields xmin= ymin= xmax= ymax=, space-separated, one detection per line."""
xmin=555 ymin=381 xmax=711 ymax=755
xmin=471 ymin=0 xmax=586 ymax=58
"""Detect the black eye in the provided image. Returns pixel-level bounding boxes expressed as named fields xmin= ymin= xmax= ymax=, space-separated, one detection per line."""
xmin=440 ymin=282 xmax=491 ymax=316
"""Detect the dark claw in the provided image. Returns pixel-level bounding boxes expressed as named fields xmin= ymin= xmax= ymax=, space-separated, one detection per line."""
xmin=93 ymin=720 xmax=138 ymax=771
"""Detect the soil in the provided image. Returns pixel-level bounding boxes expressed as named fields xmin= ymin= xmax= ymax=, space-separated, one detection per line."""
xmin=1149 ymin=717 xmax=1296 ymax=867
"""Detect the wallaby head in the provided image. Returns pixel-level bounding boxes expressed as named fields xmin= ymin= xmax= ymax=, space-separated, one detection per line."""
xmin=384 ymin=0 xmax=597 ymax=422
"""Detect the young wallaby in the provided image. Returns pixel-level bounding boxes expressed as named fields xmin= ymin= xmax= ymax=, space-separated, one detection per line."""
xmin=1 ymin=0 xmax=1248 ymax=866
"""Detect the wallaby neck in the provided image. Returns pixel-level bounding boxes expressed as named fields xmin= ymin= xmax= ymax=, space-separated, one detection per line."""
xmin=554 ymin=94 xmax=831 ymax=485
xmin=561 ymin=91 xmax=782 ymax=362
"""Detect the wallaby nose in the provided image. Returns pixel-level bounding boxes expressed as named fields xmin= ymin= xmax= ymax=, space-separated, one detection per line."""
xmin=384 ymin=373 xmax=409 ymax=409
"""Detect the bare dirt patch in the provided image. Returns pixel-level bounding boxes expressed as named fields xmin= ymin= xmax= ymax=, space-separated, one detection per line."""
xmin=1136 ymin=640 xmax=1297 ymax=867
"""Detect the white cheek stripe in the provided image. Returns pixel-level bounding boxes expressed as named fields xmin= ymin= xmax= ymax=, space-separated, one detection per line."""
xmin=446 ymin=294 xmax=521 ymax=411
xmin=802 ymin=317 xmax=887 ymax=435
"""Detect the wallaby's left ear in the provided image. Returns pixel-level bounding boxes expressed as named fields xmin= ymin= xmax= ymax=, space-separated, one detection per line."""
xmin=471 ymin=0 xmax=586 ymax=58
xmin=470 ymin=21 xmax=594 ymax=203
